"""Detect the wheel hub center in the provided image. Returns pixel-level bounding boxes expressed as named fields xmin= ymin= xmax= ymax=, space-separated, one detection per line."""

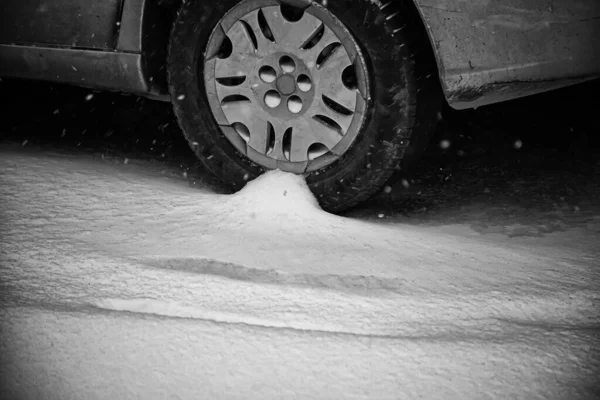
xmin=276 ymin=74 xmax=296 ymax=95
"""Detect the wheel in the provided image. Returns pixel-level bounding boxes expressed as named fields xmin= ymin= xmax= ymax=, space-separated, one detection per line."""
xmin=168 ymin=0 xmax=440 ymax=213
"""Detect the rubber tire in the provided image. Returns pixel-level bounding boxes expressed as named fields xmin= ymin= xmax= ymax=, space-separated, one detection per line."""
xmin=168 ymin=0 xmax=441 ymax=213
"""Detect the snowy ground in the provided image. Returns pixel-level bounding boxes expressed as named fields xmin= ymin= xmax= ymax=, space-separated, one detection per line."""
xmin=1 ymin=142 xmax=599 ymax=400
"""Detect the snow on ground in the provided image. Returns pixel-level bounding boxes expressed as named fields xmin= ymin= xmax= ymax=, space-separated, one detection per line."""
xmin=1 ymin=143 xmax=599 ymax=400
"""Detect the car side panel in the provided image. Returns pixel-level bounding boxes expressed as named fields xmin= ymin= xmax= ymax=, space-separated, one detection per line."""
xmin=413 ymin=0 xmax=600 ymax=109
xmin=0 ymin=0 xmax=122 ymax=49
xmin=0 ymin=0 xmax=172 ymax=100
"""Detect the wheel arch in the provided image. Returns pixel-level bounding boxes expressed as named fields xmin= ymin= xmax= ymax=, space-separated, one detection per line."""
xmin=136 ymin=0 xmax=442 ymax=103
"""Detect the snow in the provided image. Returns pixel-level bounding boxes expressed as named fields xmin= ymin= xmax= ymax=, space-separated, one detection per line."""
xmin=1 ymin=143 xmax=599 ymax=399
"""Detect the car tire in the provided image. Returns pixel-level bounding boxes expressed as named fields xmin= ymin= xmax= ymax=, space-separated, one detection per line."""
xmin=167 ymin=0 xmax=441 ymax=213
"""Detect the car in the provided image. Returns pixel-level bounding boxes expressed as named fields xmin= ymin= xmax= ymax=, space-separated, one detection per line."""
xmin=1 ymin=0 xmax=598 ymax=212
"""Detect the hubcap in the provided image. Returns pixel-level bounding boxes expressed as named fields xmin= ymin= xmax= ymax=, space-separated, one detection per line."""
xmin=203 ymin=0 xmax=369 ymax=173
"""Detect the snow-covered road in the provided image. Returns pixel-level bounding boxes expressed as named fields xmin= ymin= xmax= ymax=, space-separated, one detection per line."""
xmin=1 ymin=143 xmax=599 ymax=399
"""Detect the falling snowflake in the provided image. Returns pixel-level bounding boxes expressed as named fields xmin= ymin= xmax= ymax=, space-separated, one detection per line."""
xmin=85 ymin=94 xmax=94 ymax=101
xmin=401 ymin=179 xmax=410 ymax=188
xmin=22 ymin=140 xmax=28 ymax=146
xmin=183 ymin=171 xmax=188 ymax=178
xmin=384 ymin=186 xmax=392 ymax=194
xmin=514 ymin=140 xmax=523 ymax=149
xmin=440 ymin=139 xmax=451 ymax=149
xmin=243 ymin=173 xmax=250 ymax=180
xmin=124 ymin=158 xmax=129 ymax=164
xmin=377 ymin=213 xmax=384 ymax=218
xmin=177 ymin=94 xmax=185 ymax=100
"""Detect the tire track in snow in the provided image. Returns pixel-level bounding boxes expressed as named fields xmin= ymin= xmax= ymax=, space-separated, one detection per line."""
xmin=83 ymin=257 xmax=600 ymax=340
xmin=139 ymin=256 xmax=409 ymax=295
xmin=89 ymin=297 xmax=600 ymax=342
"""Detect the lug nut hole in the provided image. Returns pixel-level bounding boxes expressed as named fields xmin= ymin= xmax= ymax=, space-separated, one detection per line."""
xmin=264 ymin=90 xmax=282 ymax=108
xmin=279 ymin=56 xmax=296 ymax=73
xmin=297 ymin=74 xmax=312 ymax=92
xmin=259 ymin=66 xmax=277 ymax=83
xmin=287 ymin=95 xmax=303 ymax=113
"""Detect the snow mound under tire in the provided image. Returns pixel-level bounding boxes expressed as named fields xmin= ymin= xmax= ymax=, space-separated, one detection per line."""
xmin=219 ymin=170 xmax=328 ymax=224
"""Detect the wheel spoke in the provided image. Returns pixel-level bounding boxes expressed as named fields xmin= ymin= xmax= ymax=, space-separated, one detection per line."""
xmin=220 ymin=100 xmax=255 ymax=125
xmin=215 ymin=56 xmax=251 ymax=80
xmin=267 ymin=118 xmax=289 ymax=161
xmin=302 ymin=25 xmax=340 ymax=66
xmin=318 ymin=42 xmax=351 ymax=72
xmin=220 ymin=102 xmax=272 ymax=153
xmin=316 ymin=45 xmax=357 ymax=112
xmin=246 ymin=118 xmax=271 ymax=154
xmin=214 ymin=20 xmax=263 ymax=80
xmin=319 ymin=83 xmax=357 ymax=117
xmin=286 ymin=115 xmax=343 ymax=161
xmin=215 ymin=80 xmax=253 ymax=100
xmin=307 ymin=116 xmax=345 ymax=147
xmin=260 ymin=6 xmax=322 ymax=49
xmin=311 ymin=97 xmax=354 ymax=133
xmin=227 ymin=20 xmax=257 ymax=54
xmin=288 ymin=131 xmax=312 ymax=162
xmin=241 ymin=9 xmax=276 ymax=55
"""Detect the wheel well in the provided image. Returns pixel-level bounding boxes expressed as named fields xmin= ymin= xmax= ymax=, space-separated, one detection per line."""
xmin=140 ymin=0 xmax=179 ymax=94
xmin=143 ymin=0 xmax=441 ymax=98
xmin=378 ymin=0 xmax=440 ymax=79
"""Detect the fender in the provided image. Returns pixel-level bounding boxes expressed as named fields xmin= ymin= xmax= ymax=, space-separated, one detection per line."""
xmin=411 ymin=0 xmax=600 ymax=109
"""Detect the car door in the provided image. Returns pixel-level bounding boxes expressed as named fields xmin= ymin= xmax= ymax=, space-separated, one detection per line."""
xmin=0 ymin=0 xmax=123 ymax=50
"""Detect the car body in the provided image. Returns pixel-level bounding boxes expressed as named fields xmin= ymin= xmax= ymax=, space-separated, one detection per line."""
xmin=2 ymin=0 xmax=598 ymax=109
